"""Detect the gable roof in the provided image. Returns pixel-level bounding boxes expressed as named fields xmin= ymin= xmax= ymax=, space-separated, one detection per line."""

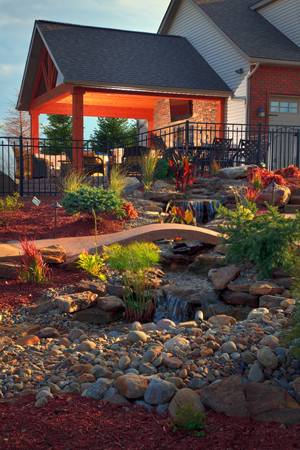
xmin=160 ymin=0 xmax=300 ymax=64
xmin=18 ymin=20 xmax=231 ymax=111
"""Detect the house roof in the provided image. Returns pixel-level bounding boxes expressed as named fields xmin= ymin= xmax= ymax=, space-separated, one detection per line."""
xmin=18 ymin=20 xmax=231 ymax=111
xmin=191 ymin=0 xmax=300 ymax=62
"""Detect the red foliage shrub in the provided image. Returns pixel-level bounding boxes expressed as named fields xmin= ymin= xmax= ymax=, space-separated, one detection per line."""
xmin=275 ymin=165 xmax=300 ymax=178
xmin=122 ymin=202 xmax=137 ymax=219
xmin=247 ymin=167 xmax=286 ymax=187
xmin=244 ymin=186 xmax=261 ymax=202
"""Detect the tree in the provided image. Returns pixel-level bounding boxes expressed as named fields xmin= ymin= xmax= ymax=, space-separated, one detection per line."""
xmin=90 ymin=118 xmax=137 ymax=151
xmin=41 ymin=114 xmax=73 ymax=154
xmin=2 ymin=89 xmax=31 ymax=138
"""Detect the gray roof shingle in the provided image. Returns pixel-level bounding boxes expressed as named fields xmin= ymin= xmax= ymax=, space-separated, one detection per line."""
xmin=193 ymin=0 xmax=300 ymax=62
xmin=37 ymin=20 xmax=231 ymax=92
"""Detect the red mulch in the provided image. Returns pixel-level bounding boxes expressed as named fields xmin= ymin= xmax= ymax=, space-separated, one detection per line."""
xmin=0 ymin=267 xmax=84 ymax=312
xmin=0 ymin=196 xmax=124 ymax=242
xmin=284 ymin=177 xmax=300 ymax=194
xmin=0 ymin=395 xmax=299 ymax=450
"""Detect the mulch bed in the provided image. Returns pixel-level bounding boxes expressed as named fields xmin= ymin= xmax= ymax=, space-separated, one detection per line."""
xmin=0 ymin=395 xmax=299 ymax=450
xmin=0 ymin=267 xmax=83 ymax=312
xmin=0 ymin=197 xmax=124 ymax=242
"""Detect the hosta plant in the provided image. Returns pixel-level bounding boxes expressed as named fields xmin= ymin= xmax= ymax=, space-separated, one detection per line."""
xmin=168 ymin=153 xmax=195 ymax=191
xmin=17 ymin=237 xmax=52 ymax=284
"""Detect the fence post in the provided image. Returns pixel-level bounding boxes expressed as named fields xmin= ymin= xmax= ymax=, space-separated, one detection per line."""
xmin=256 ymin=122 xmax=262 ymax=166
xmin=184 ymin=120 xmax=189 ymax=157
xmin=107 ymin=139 xmax=111 ymax=184
xmin=19 ymin=135 xmax=24 ymax=196
xmin=296 ymin=131 xmax=300 ymax=170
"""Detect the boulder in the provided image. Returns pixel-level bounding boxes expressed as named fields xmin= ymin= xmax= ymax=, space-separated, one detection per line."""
xmin=0 ymin=243 xmax=24 ymax=262
xmin=37 ymin=327 xmax=61 ymax=339
xmin=76 ymin=280 xmax=106 ymax=297
xmin=201 ymin=376 xmax=250 ymax=418
xmin=244 ymin=382 xmax=300 ymax=425
xmin=257 ymin=348 xmax=278 ymax=369
xmin=275 ymin=277 xmax=297 ymax=289
xmin=259 ymin=295 xmax=283 ymax=309
xmin=114 ymin=375 xmax=147 ymax=399
xmin=217 ymin=165 xmax=256 ymax=179
xmin=74 ymin=307 xmax=123 ymax=325
xmin=189 ymin=253 xmax=226 ymax=273
xmin=221 ymin=290 xmax=259 ymax=307
xmin=97 ymin=296 xmax=125 ymax=312
xmin=26 ymin=299 xmax=56 ymax=315
xmin=257 ymin=184 xmax=291 ymax=207
xmin=81 ymin=378 xmax=113 ymax=400
xmin=249 ymin=281 xmax=282 ymax=296
xmin=144 ymin=378 xmax=175 ymax=405
xmin=55 ymin=291 xmax=98 ymax=313
xmin=227 ymin=277 xmax=255 ymax=292
xmin=208 ymin=315 xmax=237 ymax=327
xmin=103 ymin=394 xmax=130 ymax=405
xmin=211 ymin=265 xmax=240 ymax=290
xmin=106 ymin=283 xmax=126 ymax=299
xmin=0 ymin=262 xmax=20 ymax=279
xmin=168 ymin=388 xmax=205 ymax=419
xmin=38 ymin=244 xmax=66 ymax=264
xmin=0 ymin=336 xmax=13 ymax=352
xmin=15 ymin=335 xmax=40 ymax=346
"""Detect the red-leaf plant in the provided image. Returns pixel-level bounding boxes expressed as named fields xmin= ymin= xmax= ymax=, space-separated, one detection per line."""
xmin=122 ymin=202 xmax=137 ymax=219
xmin=244 ymin=186 xmax=261 ymax=203
xmin=247 ymin=167 xmax=286 ymax=187
xmin=168 ymin=153 xmax=195 ymax=191
xmin=16 ymin=237 xmax=52 ymax=284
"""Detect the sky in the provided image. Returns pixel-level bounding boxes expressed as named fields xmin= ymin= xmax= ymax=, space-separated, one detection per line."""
xmin=0 ymin=0 xmax=170 ymax=139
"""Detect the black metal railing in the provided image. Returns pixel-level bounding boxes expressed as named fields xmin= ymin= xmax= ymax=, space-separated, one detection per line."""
xmin=1 ymin=121 xmax=299 ymax=196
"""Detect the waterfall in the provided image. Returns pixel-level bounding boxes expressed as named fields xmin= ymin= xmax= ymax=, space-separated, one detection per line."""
xmin=153 ymin=294 xmax=189 ymax=323
xmin=181 ymin=200 xmax=204 ymax=222
xmin=207 ymin=200 xmax=220 ymax=222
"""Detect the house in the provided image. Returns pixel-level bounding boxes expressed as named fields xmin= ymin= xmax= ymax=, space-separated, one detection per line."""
xmin=156 ymin=0 xmax=300 ymax=131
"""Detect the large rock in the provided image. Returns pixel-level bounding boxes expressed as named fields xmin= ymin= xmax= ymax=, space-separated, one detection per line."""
xmin=189 ymin=253 xmax=226 ymax=273
xmin=81 ymin=378 xmax=113 ymax=400
xmin=0 ymin=336 xmax=13 ymax=352
xmin=127 ymin=331 xmax=148 ymax=344
xmin=97 ymin=296 xmax=125 ymax=312
xmin=15 ymin=335 xmax=40 ymax=346
xmin=201 ymin=376 xmax=250 ymax=418
xmin=114 ymin=375 xmax=147 ymax=399
xmin=38 ymin=244 xmax=66 ymax=264
xmin=144 ymin=378 xmax=175 ymax=405
xmin=0 ymin=262 xmax=20 ymax=279
xmin=168 ymin=388 xmax=205 ymax=419
xmin=208 ymin=315 xmax=237 ymax=327
xmin=217 ymin=165 xmax=256 ymax=179
xmin=259 ymin=295 xmax=283 ymax=309
xmin=106 ymin=283 xmax=126 ymax=299
xmin=227 ymin=277 xmax=255 ymax=292
xmin=257 ymin=184 xmax=291 ymax=207
xmin=0 ymin=322 xmax=40 ymax=338
xmin=74 ymin=307 xmax=123 ymax=324
xmin=221 ymin=290 xmax=259 ymax=307
xmin=55 ymin=291 xmax=98 ymax=313
xmin=26 ymin=299 xmax=56 ymax=315
xmin=249 ymin=281 xmax=282 ymax=296
xmin=164 ymin=337 xmax=190 ymax=352
xmin=37 ymin=327 xmax=61 ymax=338
xmin=244 ymin=382 xmax=300 ymax=425
xmin=76 ymin=280 xmax=106 ymax=297
xmin=211 ymin=265 xmax=240 ymax=290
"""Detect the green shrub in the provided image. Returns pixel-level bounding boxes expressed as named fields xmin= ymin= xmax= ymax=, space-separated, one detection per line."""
xmin=0 ymin=192 xmax=23 ymax=228
xmin=104 ymin=241 xmax=160 ymax=322
xmin=168 ymin=404 xmax=206 ymax=436
xmin=61 ymin=185 xmax=126 ymax=218
xmin=216 ymin=200 xmax=300 ymax=279
xmin=154 ymin=158 xmax=174 ymax=180
xmin=56 ymin=169 xmax=91 ymax=194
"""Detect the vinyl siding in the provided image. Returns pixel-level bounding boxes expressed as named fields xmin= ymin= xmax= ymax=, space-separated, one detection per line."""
xmin=259 ymin=0 xmax=300 ymax=48
xmin=167 ymin=0 xmax=250 ymax=124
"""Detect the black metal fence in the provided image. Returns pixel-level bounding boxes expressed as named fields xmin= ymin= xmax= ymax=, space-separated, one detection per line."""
xmin=1 ymin=121 xmax=299 ymax=196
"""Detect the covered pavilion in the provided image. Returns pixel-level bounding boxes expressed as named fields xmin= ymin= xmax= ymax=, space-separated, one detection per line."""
xmin=17 ymin=20 xmax=231 ymax=170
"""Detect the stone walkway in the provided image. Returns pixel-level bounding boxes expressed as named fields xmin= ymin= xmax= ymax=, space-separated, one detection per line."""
xmin=7 ymin=224 xmax=221 ymax=259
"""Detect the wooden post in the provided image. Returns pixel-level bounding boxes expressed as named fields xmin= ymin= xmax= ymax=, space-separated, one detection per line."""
xmin=72 ymin=87 xmax=84 ymax=170
xmin=30 ymin=111 xmax=40 ymax=178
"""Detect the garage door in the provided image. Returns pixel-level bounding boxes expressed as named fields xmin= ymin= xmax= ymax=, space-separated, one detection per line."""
xmin=269 ymin=96 xmax=300 ymax=170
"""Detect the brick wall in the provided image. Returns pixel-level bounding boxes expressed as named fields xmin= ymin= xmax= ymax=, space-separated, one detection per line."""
xmin=153 ymin=99 xmax=218 ymax=130
xmin=250 ymin=65 xmax=300 ymax=125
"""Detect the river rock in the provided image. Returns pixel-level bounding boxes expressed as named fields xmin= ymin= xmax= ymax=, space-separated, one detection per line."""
xmin=69 ymin=328 xmax=85 ymax=342
xmin=114 ymin=375 xmax=147 ymax=399
xmin=201 ymin=376 xmax=250 ymax=418
xmin=97 ymin=296 xmax=125 ymax=312
xmin=103 ymin=394 xmax=130 ymax=405
xmin=249 ymin=281 xmax=282 ymax=296
xmin=38 ymin=244 xmax=66 ymax=264
xmin=55 ymin=291 xmax=98 ymax=313
xmin=248 ymin=365 xmax=264 ymax=383
xmin=127 ymin=331 xmax=148 ymax=344
xmin=15 ymin=335 xmax=40 ymax=346
xmin=257 ymin=348 xmax=278 ymax=369
xmin=259 ymin=295 xmax=283 ymax=309
xmin=144 ymin=378 xmax=175 ymax=405
xmin=259 ymin=335 xmax=279 ymax=346
xmin=168 ymin=388 xmax=205 ymax=418
xmin=81 ymin=378 xmax=113 ymax=400
xmin=221 ymin=341 xmax=237 ymax=355
xmin=75 ymin=341 xmax=96 ymax=352
xmin=208 ymin=315 xmax=237 ymax=327
xmin=211 ymin=265 xmax=240 ymax=290
xmin=280 ymin=299 xmax=296 ymax=308
xmin=37 ymin=327 xmax=61 ymax=338
xmin=76 ymin=280 xmax=106 ymax=297
xmin=0 ymin=336 xmax=13 ymax=352
xmin=156 ymin=319 xmax=176 ymax=331
xmin=164 ymin=337 xmax=190 ymax=352
xmin=247 ymin=308 xmax=269 ymax=320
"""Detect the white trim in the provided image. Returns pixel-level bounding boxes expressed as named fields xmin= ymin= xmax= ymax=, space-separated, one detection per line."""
xmin=250 ymin=0 xmax=280 ymax=11
xmin=249 ymin=57 xmax=300 ymax=67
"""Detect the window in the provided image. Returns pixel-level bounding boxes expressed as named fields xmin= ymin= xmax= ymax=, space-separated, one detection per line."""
xmin=170 ymin=99 xmax=191 ymax=122
xmin=270 ymin=101 xmax=298 ymax=114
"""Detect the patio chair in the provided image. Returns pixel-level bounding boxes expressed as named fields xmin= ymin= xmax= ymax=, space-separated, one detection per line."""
xmin=195 ymin=137 xmax=233 ymax=176
xmin=63 ymin=147 xmax=104 ymax=175
xmin=235 ymin=139 xmax=261 ymax=165
xmin=31 ymin=154 xmax=48 ymax=178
